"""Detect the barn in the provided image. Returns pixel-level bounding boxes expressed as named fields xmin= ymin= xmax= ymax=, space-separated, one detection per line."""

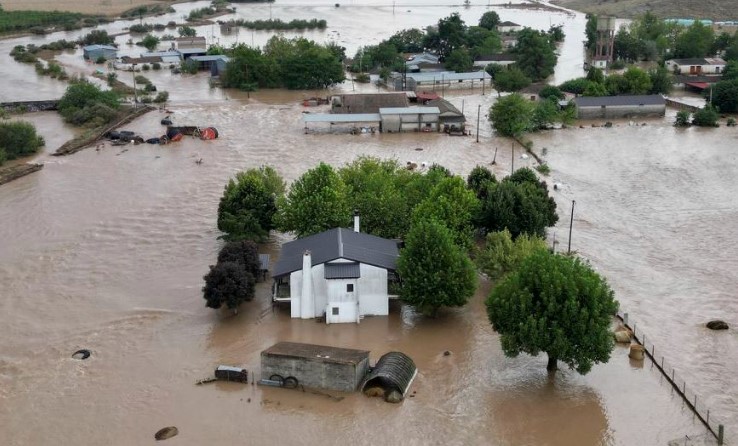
xmin=82 ymin=45 xmax=117 ymax=61
xmin=573 ymin=95 xmax=666 ymax=119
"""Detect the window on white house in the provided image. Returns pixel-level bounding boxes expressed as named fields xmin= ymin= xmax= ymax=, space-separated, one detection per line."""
xmin=332 ymin=307 xmax=339 ymax=315
xmin=347 ymin=284 xmax=354 ymax=292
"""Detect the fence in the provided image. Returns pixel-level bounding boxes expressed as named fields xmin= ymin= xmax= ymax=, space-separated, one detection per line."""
xmin=616 ymin=311 xmax=726 ymax=445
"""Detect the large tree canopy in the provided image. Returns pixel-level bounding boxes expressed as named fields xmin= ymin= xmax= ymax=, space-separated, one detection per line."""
xmin=486 ymin=250 xmax=619 ymax=374
xmin=217 ymin=166 xmax=285 ymax=242
xmin=398 ymin=219 xmax=477 ymax=317
xmin=489 ymin=93 xmax=535 ymax=137
xmin=412 ymin=176 xmax=480 ymax=249
xmin=276 ymin=162 xmax=350 ymax=237
xmin=513 ymin=28 xmax=557 ymax=81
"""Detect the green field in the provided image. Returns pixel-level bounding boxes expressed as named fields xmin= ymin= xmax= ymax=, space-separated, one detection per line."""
xmin=551 ymin=0 xmax=737 ymax=21
xmin=0 ymin=9 xmax=89 ymax=33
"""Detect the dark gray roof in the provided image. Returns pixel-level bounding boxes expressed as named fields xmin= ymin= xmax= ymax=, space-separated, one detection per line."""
xmin=474 ymin=53 xmax=517 ymax=62
xmin=262 ymin=342 xmax=369 ymax=365
xmin=259 ymin=254 xmax=270 ymax=271
xmin=273 ymin=228 xmax=399 ymax=278
xmin=574 ymin=95 xmax=665 ymax=108
xmin=361 ymin=351 xmax=417 ymax=396
xmin=674 ymin=74 xmax=723 ymax=84
xmin=325 ymin=262 xmax=361 ymax=279
xmin=669 ymin=58 xmax=709 ymax=65
xmin=498 ymin=21 xmax=520 ymax=27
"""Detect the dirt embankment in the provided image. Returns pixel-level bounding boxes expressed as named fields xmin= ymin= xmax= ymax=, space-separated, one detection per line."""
xmin=0 ymin=163 xmax=43 ymax=186
xmin=0 ymin=0 xmax=177 ymax=16
xmin=550 ymin=0 xmax=737 ymax=21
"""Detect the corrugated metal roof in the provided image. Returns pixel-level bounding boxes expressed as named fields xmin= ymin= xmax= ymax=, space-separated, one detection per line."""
xmin=259 ymin=253 xmax=270 ymax=271
xmin=574 ymin=95 xmax=665 ymax=107
xmin=178 ymin=48 xmax=207 ymax=54
xmin=379 ymin=106 xmax=440 ymax=115
xmin=262 ymin=342 xmax=370 ymax=365
xmin=303 ymin=113 xmax=381 ymax=123
xmin=324 ymin=262 xmax=361 ymax=279
xmin=190 ymin=55 xmax=230 ymax=62
xmin=407 ymin=71 xmax=491 ymax=82
xmin=361 ymin=352 xmax=417 ymax=396
xmin=83 ymin=45 xmax=117 ymax=51
xmin=272 ymin=228 xmax=399 ymax=278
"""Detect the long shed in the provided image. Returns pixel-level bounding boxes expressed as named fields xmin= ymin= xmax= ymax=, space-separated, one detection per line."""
xmin=261 ymin=342 xmax=370 ymax=392
xmin=573 ymin=95 xmax=666 ymax=119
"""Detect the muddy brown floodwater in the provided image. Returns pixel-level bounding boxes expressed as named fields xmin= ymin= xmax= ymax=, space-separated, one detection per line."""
xmin=0 ymin=96 xmax=720 ymax=445
xmin=0 ymin=1 xmax=734 ymax=445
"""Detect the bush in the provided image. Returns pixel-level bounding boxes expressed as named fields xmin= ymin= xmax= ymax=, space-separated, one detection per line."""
xmin=610 ymin=59 xmax=626 ymax=70
xmin=95 ymin=55 xmax=107 ymax=64
xmin=354 ymin=73 xmax=370 ymax=83
xmin=692 ymin=106 xmax=719 ymax=127
xmin=58 ymin=81 xmax=120 ymax=127
xmin=153 ymin=91 xmax=169 ymax=103
xmin=152 ymin=62 xmax=161 ymax=70
xmin=140 ymin=96 xmax=153 ymax=104
xmin=674 ymin=110 xmax=691 ymax=127
xmin=142 ymin=64 xmax=150 ymax=71
xmin=727 ymin=117 xmax=737 ymax=127
xmin=535 ymin=163 xmax=550 ymax=175
xmin=0 ymin=121 xmax=45 ymax=161
xmin=80 ymin=30 xmax=115 ymax=46
xmin=476 ymin=229 xmax=548 ymax=280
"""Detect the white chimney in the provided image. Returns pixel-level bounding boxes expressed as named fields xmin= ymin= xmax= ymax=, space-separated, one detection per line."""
xmin=300 ymin=250 xmax=314 ymax=319
xmin=353 ymin=209 xmax=360 ymax=233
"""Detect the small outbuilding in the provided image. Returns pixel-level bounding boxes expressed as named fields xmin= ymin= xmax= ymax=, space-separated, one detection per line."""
xmin=261 ymin=342 xmax=370 ymax=392
xmin=666 ymin=57 xmax=726 ymax=75
xmin=361 ymin=352 xmax=417 ymax=401
xmin=189 ymin=55 xmax=230 ymax=76
xmin=497 ymin=21 xmax=522 ymax=33
xmin=83 ymin=45 xmax=117 ymax=61
xmin=573 ymin=95 xmax=666 ymax=119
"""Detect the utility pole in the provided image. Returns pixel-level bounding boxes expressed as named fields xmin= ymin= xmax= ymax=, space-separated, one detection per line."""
xmin=132 ymin=64 xmax=138 ymax=109
xmin=461 ymin=99 xmax=465 ymax=115
xmin=567 ymin=200 xmax=576 ymax=254
xmin=511 ymin=142 xmax=514 ymax=172
xmin=476 ymin=104 xmax=481 ymax=143
xmin=482 ymin=74 xmax=485 ymax=95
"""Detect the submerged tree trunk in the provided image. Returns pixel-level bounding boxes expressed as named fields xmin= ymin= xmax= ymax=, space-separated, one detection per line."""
xmin=547 ymin=355 xmax=557 ymax=372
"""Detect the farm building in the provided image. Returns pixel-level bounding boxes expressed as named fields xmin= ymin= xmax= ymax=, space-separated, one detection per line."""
xmin=261 ymin=342 xmax=370 ymax=392
xmin=177 ymin=47 xmax=208 ymax=60
xmin=82 ymin=45 xmax=117 ymax=61
xmin=272 ymin=214 xmax=399 ymax=323
xmin=473 ymin=53 xmax=517 ymax=69
xmin=497 ymin=21 xmax=522 ymax=33
xmin=175 ymin=36 xmax=207 ymax=50
xmin=189 ymin=55 xmax=230 ymax=76
xmin=573 ymin=95 xmax=666 ymax=119
xmin=426 ymin=98 xmax=465 ymax=127
xmin=380 ymin=106 xmax=440 ymax=132
xmin=331 ymin=93 xmax=409 ymax=114
xmin=666 ymin=58 xmax=726 ymax=75
xmin=390 ymin=71 xmax=492 ymax=91
xmin=141 ymin=50 xmax=182 ymax=64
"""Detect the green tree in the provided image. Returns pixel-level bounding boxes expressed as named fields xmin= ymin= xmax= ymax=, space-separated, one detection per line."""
xmin=674 ymin=21 xmax=714 ymax=58
xmin=477 ymin=168 xmax=558 ymax=238
xmin=217 ymin=166 xmax=285 ymax=242
xmin=178 ymin=25 xmax=197 ymax=37
xmin=622 ymin=66 xmax=652 ymax=95
xmin=387 ymin=28 xmax=425 ymax=53
xmin=489 ymin=93 xmax=535 ymax=137
xmin=692 ymin=105 xmax=719 ymax=127
xmin=539 ymin=85 xmax=564 ymax=101
xmin=474 ymin=34 xmax=503 ymax=57
xmin=531 ymin=98 xmax=561 ymax=129
xmin=604 ymin=73 xmax=628 ymax=95
xmin=58 ymin=80 xmax=120 ymax=127
xmin=708 ymin=80 xmax=738 ymax=113
xmin=513 ymin=28 xmax=557 ymax=81
xmin=412 ymin=176 xmax=480 ymax=249
xmin=0 ymin=121 xmax=45 ymax=163
xmin=397 ymin=219 xmax=477 ymax=317
xmin=614 ymin=27 xmax=643 ymax=62
xmin=80 ymin=30 xmax=115 ymax=46
xmin=584 ymin=14 xmax=597 ymax=51
xmin=217 ymin=240 xmax=261 ymax=279
xmin=648 ymin=65 xmax=672 ymax=94
xmin=202 ymin=261 xmax=255 ymax=312
xmin=339 ymin=157 xmax=414 ymax=239
xmin=276 ymin=162 xmax=350 ymax=237
xmin=444 ymin=47 xmax=473 ymax=72
xmin=486 ymin=250 xmax=619 ymax=374
xmin=141 ymin=34 xmax=160 ymax=51
xmin=476 ymin=229 xmax=547 ymax=280
xmin=723 ymin=61 xmax=738 ymax=81
xmin=467 ymin=165 xmax=496 ymax=199
xmin=559 ymin=77 xmax=591 ymax=95
xmin=586 ymin=67 xmax=604 ymax=84
xmin=494 ymin=66 xmax=531 ymax=93
xmin=479 ymin=11 xmax=500 ymax=30
xmin=437 ymin=13 xmax=467 ymax=58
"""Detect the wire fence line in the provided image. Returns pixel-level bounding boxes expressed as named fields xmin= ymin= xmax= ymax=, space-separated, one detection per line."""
xmin=615 ymin=311 xmax=726 ymax=445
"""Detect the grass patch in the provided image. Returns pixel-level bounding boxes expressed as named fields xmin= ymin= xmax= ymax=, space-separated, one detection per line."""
xmin=0 ymin=9 xmax=99 ymax=34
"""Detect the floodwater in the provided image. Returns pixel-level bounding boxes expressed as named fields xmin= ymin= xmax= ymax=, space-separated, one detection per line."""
xmin=0 ymin=1 xmax=733 ymax=445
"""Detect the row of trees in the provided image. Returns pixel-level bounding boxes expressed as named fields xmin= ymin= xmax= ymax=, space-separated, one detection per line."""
xmin=558 ymin=66 xmax=673 ymax=97
xmin=352 ymin=12 xmax=561 ymax=82
xmin=489 ymin=92 xmax=575 ymax=137
xmin=221 ymin=36 xmax=346 ymax=91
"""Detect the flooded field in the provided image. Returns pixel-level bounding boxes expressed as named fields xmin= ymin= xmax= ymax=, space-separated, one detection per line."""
xmin=0 ymin=1 xmax=735 ymax=445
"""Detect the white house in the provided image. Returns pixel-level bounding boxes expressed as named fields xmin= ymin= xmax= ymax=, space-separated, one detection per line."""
xmin=497 ymin=21 xmax=522 ymax=33
xmin=272 ymin=215 xmax=399 ymax=324
xmin=473 ymin=53 xmax=517 ymax=68
xmin=665 ymin=57 xmax=726 ymax=75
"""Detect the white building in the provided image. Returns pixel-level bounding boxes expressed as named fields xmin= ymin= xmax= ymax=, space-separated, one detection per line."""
xmin=497 ymin=21 xmax=522 ymax=33
xmin=665 ymin=58 xmax=726 ymax=75
xmin=272 ymin=215 xmax=399 ymax=324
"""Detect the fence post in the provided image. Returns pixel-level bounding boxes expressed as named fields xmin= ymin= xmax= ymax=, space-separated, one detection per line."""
xmin=718 ymin=424 xmax=724 ymax=445
xmin=624 ymin=312 xmax=628 ymax=326
xmin=661 ymin=357 xmax=664 ymax=370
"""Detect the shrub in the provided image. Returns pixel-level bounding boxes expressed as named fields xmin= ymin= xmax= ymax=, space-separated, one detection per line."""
xmin=152 ymin=62 xmax=161 ymax=70
xmin=153 ymin=91 xmax=169 ymax=103
xmin=692 ymin=106 xmax=719 ymax=127
xmin=354 ymin=73 xmax=370 ymax=83
xmin=535 ymin=163 xmax=551 ymax=175
xmin=0 ymin=121 xmax=45 ymax=161
xmin=96 ymin=55 xmax=107 ymax=64
xmin=727 ymin=117 xmax=737 ymax=127
xmin=142 ymin=64 xmax=150 ymax=71
xmin=674 ymin=110 xmax=691 ymax=127
xmin=610 ymin=59 xmax=626 ymax=70
xmin=140 ymin=96 xmax=153 ymax=104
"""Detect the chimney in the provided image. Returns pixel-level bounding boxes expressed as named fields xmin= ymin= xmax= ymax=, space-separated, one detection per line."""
xmin=353 ymin=209 xmax=360 ymax=233
xmin=300 ymin=250 xmax=314 ymax=319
